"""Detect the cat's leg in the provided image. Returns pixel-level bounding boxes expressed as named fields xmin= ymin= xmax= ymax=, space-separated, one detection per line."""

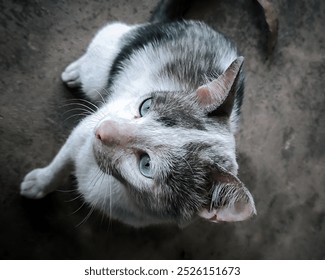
xmin=20 ymin=121 xmax=89 ymax=199
xmin=61 ymin=22 xmax=136 ymax=102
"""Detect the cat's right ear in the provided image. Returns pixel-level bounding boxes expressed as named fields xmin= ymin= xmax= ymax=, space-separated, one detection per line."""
xmin=194 ymin=57 xmax=244 ymax=117
xmin=198 ymin=164 xmax=256 ymax=223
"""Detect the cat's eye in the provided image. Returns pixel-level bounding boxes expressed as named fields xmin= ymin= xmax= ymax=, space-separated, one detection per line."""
xmin=139 ymin=153 xmax=153 ymax=178
xmin=139 ymin=98 xmax=152 ymax=117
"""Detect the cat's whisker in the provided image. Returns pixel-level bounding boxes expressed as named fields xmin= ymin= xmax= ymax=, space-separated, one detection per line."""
xmin=63 ymin=98 xmax=100 ymax=111
xmin=102 ymin=87 xmax=111 ymax=98
xmin=80 ymin=98 xmax=100 ymax=111
xmin=62 ymin=112 xmax=97 ymax=124
xmin=64 ymin=193 xmax=84 ymax=203
xmin=87 ymin=165 xmax=106 ymax=189
xmin=61 ymin=102 xmax=97 ymax=113
xmin=104 ymin=165 xmax=113 ymax=230
xmin=75 ymin=205 xmax=96 ymax=227
xmin=62 ymin=108 xmax=93 ymax=116
xmin=63 ymin=113 xmax=90 ymax=123
xmin=61 ymin=104 xmax=99 ymax=123
xmin=70 ymin=200 xmax=87 ymax=215
xmin=61 ymin=101 xmax=93 ymax=110
xmin=104 ymin=164 xmax=111 ymax=207
xmin=71 ymin=170 xmax=104 ymax=220
xmin=101 ymin=165 xmax=112 ymax=220
xmin=95 ymin=89 xmax=107 ymax=105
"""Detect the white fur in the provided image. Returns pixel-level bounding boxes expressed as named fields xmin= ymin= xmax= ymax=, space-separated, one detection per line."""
xmin=61 ymin=22 xmax=137 ymax=101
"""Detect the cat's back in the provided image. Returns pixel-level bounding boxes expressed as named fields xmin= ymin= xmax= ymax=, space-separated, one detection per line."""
xmin=107 ymin=20 xmax=239 ymax=91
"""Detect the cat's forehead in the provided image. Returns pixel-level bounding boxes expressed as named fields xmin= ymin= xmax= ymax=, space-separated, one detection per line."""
xmin=150 ymin=91 xmax=207 ymax=130
xmin=139 ymin=91 xmax=232 ymax=145
xmin=139 ymin=121 xmax=214 ymax=149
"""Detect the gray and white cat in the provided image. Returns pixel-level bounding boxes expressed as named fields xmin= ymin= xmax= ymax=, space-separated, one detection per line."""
xmin=20 ymin=20 xmax=256 ymax=227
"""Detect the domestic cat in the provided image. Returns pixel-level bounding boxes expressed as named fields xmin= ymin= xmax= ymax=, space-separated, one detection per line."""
xmin=20 ymin=17 xmax=256 ymax=226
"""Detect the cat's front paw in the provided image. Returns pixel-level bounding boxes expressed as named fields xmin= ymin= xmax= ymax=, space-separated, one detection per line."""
xmin=20 ymin=168 xmax=55 ymax=199
xmin=61 ymin=58 xmax=83 ymax=88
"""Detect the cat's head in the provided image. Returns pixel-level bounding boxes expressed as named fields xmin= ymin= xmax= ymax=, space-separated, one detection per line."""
xmin=93 ymin=57 xmax=256 ymax=226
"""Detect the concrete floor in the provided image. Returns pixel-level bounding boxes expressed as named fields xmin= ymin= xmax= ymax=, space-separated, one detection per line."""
xmin=0 ymin=0 xmax=324 ymax=259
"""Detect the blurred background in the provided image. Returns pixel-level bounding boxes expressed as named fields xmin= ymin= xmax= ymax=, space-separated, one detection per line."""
xmin=0 ymin=0 xmax=324 ymax=259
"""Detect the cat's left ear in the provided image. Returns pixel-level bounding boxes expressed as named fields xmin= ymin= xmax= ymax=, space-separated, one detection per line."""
xmin=199 ymin=165 xmax=256 ymax=223
xmin=195 ymin=57 xmax=244 ymax=117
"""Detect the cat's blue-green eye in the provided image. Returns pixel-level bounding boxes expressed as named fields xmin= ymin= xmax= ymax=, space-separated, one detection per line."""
xmin=139 ymin=153 xmax=153 ymax=178
xmin=139 ymin=98 xmax=152 ymax=117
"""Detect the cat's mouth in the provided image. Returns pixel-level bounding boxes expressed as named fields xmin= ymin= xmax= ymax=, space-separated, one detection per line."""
xmin=93 ymin=143 xmax=130 ymax=189
xmin=93 ymin=138 xmax=113 ymax=173
xmin=92 ymin=137 xmax=125 ymax=180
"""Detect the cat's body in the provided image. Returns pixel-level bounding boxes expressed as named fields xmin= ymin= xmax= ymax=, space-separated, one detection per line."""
xmin=20 ymin=20 xmax=256 ymax=227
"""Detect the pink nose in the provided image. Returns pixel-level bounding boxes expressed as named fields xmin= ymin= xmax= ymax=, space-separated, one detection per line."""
xmin=95 ymin=120 xmax=133 ymax=146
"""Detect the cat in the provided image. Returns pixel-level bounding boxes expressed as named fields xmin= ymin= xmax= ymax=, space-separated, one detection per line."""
xmin=20 ymin=7 xmax=256 ymax=227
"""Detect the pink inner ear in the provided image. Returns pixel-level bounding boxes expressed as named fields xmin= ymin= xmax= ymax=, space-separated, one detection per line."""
xmin=198 ymin=200 xmax=256 ymax=223
xmin=196 ymin=85 xmax=214 ymax=106
xmin=196 ymin=80 xmax=227 ymax=107
xmin=215 ymin=200 xmax=256 ymax=222
xmin=195 ymin=56 xmax=244 ymax=110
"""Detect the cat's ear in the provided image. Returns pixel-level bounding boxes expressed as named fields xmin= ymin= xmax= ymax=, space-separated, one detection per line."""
xmin=199 ymin=165 xmax=256 ymax=223
xmin=195 ymin=56 xmax=244 ymax=117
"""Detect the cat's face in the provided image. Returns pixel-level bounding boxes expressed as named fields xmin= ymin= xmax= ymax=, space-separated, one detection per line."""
xmin=92 ymin=57 xmax=256 ymax=225
xmin=93 ymin=90 xmax=236 ymax=221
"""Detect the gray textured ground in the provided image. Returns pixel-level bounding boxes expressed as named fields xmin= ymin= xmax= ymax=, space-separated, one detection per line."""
xmin=0 ymin=0 xmax=324 ymax=259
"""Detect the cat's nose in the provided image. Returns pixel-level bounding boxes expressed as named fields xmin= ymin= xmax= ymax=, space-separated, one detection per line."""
xmin=95 ymin=120 xmax=133 ymax=146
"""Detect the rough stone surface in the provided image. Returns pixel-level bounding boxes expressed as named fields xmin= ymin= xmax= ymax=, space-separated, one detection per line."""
xmin=0 ymin=0 xmax=324 ymax=259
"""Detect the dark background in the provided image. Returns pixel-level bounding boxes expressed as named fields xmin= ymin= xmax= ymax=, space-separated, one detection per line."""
xmin=0 ymin=0 xmax=324 ymax=259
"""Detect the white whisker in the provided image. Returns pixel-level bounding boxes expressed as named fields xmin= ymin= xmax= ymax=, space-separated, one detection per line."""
xmin=61 ymin=102 xmax=97 ymax=113
xmin=63 ymin=98 xmax=100 ymax=110
xmin=75 ymin=205 xmax=96 ymax=227
xmin=63 ymin=113 xmax=90 ymax=122
xmin=71 ymin=200 xmax=86 ymax=215
xmin=64 ymin=193 xmax=84 ymax=203
xmin=62 ymin=108 xmax=93 ymax=116
xmin=95 ymin=89 xmax=106 ymax=105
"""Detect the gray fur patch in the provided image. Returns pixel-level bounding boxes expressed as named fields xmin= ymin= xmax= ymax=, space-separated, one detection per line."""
xmin=151 ymin=91 xmax=207 ymax=130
